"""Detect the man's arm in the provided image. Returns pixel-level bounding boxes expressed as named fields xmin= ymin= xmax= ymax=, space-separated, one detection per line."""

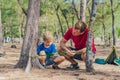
xmin=75 ymin=48 xmax=86 ymax=54
xmin=60 ymin=38 xmax=71 ymax=53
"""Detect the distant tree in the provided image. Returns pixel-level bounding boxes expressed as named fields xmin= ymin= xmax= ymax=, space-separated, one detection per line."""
xmin=0 ymin=3 xmax=2 ymax=47
xmin=72 ymin=0 xmax=80 ymax=20
xmin=17 ymin=0 xmax=27 ymax=16
xmin=110 ymin=0 xmax=116 ymax=46
xmin=54 ymin=4 xmax=64 ymax=36
xmin=60 ymin=9 xmax=70 ymax=29
xmin=15 ymin=0 xmax=44 ymax=72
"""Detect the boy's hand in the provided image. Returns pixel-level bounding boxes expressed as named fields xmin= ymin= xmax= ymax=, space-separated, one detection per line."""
xmin=48 ymin=53 xmax=55 ymax=57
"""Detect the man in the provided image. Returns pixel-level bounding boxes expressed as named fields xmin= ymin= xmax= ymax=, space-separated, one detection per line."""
xmin=58 ymin=21 xmax=96 ymax=69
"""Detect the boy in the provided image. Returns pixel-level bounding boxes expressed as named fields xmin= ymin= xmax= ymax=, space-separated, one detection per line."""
xmin=37 ymin=31 xmax=65 ymax=69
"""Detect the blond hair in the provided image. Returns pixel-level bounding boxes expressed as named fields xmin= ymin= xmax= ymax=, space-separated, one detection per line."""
xmin=43 ymin=31 xmax=53 ymax=41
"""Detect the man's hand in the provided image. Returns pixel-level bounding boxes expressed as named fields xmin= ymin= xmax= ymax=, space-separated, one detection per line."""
xmin=75 ymin=48 xmax=86 ymax=54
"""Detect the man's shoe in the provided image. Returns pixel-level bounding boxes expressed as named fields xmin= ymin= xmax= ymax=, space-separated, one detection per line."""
xmin=67 ymin=63 xmax=79 ymax=69
xmin=52 ymin=65 xmax=61 ymax=69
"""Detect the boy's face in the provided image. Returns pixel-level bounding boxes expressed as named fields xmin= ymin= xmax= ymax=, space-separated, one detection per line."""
xmin=72 ymin=28 xmax=84 ymax=36
xmin=44 ymin=39 xmax=52 ymax=47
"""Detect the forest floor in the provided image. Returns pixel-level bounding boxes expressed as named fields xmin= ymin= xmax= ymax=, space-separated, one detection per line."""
xmin=0 ymin=43 xmax=120 ymax=80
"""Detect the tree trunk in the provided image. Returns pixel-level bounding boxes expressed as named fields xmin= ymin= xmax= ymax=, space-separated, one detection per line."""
xmin=86 ymin=0 xmax=97 ymax=72
xmin=80 ymin=0 xmax=86 ymax=22
xmin=72 ymin=13 xmax=74 ymax=26
xmin=0 ymin=5 xmax=5 ymax=57
xmin=86 ymin=31 xmax=94 ymax=72
xmin=60 ymin=9 xmax=69 ymax=29
xmin=18 ymin=11 xmax=23 ymax=44
xmin=20 ymin=16 xmax=26 ymax=43
xmin=3 ymin=27 xmax=7 ymax=43
xmin=100 ymin=3 xmax=107 ymax=47
xmin=89 ymin=0 xmax=97 ymax=22
xmin=102 ymin=22 xmax=107 ymax=46
xmin=10 ymin=19 xmax=13 ymax=43
xmin=55 ymin=5 xmax=64 ymax=36
xmin=15 ymin=0 xmax=44 ymax=71
xmin=0 ymin=7 xmax=2 ymax=47
xmin=110 ymin=0 xmax=115 ymax=46
xmin=72 ymin=0 xmax=80 ymax=20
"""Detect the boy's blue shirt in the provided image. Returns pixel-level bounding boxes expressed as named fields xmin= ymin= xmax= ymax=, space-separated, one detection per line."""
xmin=37 ymin=43 xmax=57 ymax=57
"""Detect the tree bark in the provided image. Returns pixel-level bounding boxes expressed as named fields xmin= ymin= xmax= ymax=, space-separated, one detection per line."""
xmin=60 ymin=9 xmax=69 ymax=29
xmin=102 ymin=22 xmax=106 ymax=45
xmin=86 ymin=0 xmax=97 ymax=72
xmin=55 ymin=5 xmax=64 ymax=36
xmin=17 ymin=0 xmax=27 ymax=16
xmin=86 ymin=31 xmax=94 ymax=72
xmin=0 ymin=4 xmax=5 ymax=57
xmin=89 ymin=0 xmax=97 ymax=22
xmin=72 ymin=0 xmax=80 ymax=20
xmin=110 ymin=0 xmax=115 ymax=46
xmin=80 ymin=0 xmax=86 ymax=22
xmin=0 ymin=6 xmax=2 ymax=47
xmin=15 ymin=0 xmax=44 ymax=71
xmin=10 ymin=19 xmax=13 ymax=43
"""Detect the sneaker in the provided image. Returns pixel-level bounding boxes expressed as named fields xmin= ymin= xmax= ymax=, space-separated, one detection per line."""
xmin=42 ymin=64 xmax=47 ymax=68
xmin=52 ymin=65 xmax=61 ymax=69
xmin=67 ymin=63 xmax=79 ymax=69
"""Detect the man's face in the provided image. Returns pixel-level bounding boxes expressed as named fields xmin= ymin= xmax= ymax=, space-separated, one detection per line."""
xmin=72 ymin=28 xmax=84 ymax=36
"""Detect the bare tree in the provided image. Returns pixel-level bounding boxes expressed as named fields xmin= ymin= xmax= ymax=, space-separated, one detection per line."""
xmin=15 ymin=0 xmax=44 ymax=72
xmin=86 ymin=0 xmax=97 ymax=72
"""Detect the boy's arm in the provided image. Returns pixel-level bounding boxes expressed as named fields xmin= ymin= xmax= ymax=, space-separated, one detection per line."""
xmin=47 ymin=52 xmax=56 ymax=57
xmin=47 ymin=43 xmax=57 ymax=57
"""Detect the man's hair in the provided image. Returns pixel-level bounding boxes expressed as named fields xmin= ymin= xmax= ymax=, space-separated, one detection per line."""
xmin=75 ymin=21 xmax=87 ymax=32
xmin=43 ymin=31 xmax=53 ymax=41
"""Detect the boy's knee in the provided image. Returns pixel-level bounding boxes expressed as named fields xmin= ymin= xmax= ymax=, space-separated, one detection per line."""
xmin=40 ymin=51 xmax=46 ymax=55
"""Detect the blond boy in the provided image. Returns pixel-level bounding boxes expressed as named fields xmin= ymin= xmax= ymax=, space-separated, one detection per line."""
xmin=37 ymin=31 xmax=65 ymax=69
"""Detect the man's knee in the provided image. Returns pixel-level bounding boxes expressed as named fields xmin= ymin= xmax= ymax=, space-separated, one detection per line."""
xmin=73 ymin=54 xmax=82 ymax=60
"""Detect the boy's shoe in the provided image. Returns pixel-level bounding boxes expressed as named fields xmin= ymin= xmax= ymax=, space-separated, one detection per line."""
xmin=52 ymin=65 xmax=61 ymax=69
xmin=67 ymin=63 xmax=79 ymax=69
xmin=42 ymin=64 xmax=47 ymax=68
